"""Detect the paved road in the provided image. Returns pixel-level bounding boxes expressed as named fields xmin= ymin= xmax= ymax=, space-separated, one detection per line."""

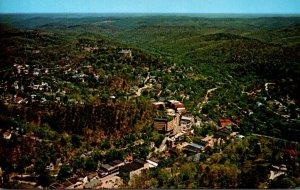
xmin=198 ymin=87 xmax=219 ymax=113
xmin=158 ymin=137 xmax=168 ymax=152
xmin=135 ymin=84 xmax=152 ymax=97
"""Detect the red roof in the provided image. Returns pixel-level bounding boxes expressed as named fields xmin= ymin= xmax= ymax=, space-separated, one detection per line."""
xmin=126 ymin=155 xmax=133 ymax=161
xmin=165 ymin=152 xmax=171 ymax=157
xmin=172 ymin=102 xmax=184 ymax=109
xmin=4 ymin=131 xmax=11 ymax=136
xmin=287 ymin=149 xmax=297 ymax=156
xmin=15 ymin=96 xmax=23 ymax=103
xmin=219 ymin=119 xmax=233 ymax=127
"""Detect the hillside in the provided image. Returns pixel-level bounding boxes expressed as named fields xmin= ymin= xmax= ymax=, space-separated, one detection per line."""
xmin=0 ymin=14 xmax=299 ymax=188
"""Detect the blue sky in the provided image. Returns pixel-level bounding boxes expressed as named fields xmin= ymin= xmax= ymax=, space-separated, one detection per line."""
xmin=0 ymin=0 xmax=300 ymax=14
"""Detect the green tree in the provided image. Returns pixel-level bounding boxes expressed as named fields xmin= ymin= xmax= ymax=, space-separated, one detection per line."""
xmin=57 ymin=164 xmax=72 ymax=182
xmin=71 ymin=134 xmax=82 ymax=148
xmin=84 ymin=159 xmax=97 ymax=171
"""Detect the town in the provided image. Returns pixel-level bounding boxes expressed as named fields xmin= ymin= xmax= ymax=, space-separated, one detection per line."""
xmin=0 ymin=14 xmax=300 ymax=189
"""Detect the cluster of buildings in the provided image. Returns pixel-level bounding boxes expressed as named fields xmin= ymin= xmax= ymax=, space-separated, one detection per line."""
xmin=49 ymin=157 xmax=159 ymax=189
xmin=0 ymin=58 xmax=104 ymax=106
xmin=151 ymin=99 xmax=246 ymax=160
xmin=153 ymin=100 xmax=194 ymax=134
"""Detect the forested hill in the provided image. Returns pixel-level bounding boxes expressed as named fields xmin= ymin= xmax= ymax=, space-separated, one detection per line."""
xmin=1 ymin=14 xmax=300 ymax=141
xmin=0 ymin=14 xmax=300 ymax=188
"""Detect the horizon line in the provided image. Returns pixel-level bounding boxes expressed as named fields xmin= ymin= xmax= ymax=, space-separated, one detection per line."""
xmin=1 ymin=12 xmax=300 ymax=15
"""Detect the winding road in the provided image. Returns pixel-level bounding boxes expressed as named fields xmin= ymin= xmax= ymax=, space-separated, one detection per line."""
xmin=198 ymin=87 xmax=219 ymax=113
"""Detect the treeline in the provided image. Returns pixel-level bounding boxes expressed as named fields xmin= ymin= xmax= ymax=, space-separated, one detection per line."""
xmin=0 ymin=98 xmax=156 ymax=139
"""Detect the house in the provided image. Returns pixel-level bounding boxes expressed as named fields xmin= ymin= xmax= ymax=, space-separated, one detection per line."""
xmin=236 ymin=134 xmax=245 ymax=140
xmin=150 ymin=141 xmax=155 ymax=149
xmin=214 ymin=127 xmax=232 ymax=140
xmin=119 ymin=49 xmax=132 ymax=58
xmin=85 ymin=65 xmax=93 ymax=73
xmin=183 ymin=142 xmax=205 ymax=154
xmin=172 ymin=102 xmax=185 ymax=111
xmin=15 ymin=96 xmax=23 ymax=104
xmin=153 ymin=116 xmax=175 ymax=133
xmin=287 ymin=149 xmax=297 ymax=157
xmin=165 ymin=151 xmax=171 ymax=158
xmin=195 ymin=116 xmax=201 ymax=127
xmin=32 ymin=50 xmax=41 ymax=54
xmin=3 ymin=131 xmax=11 ymax=140
xmin=219 ymin=119 xmax=233 ymax=128
xmin=46 ymin=163 xmax=54 ymax=170
xmin=200 ymin=135 xmax=215 ymax=149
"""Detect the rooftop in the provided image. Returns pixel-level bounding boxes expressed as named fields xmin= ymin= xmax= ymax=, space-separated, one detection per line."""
xmin=101 ymin=164 xmax=113 ymax=171
xmin=120 ymin=162 xmax=143 ymax=173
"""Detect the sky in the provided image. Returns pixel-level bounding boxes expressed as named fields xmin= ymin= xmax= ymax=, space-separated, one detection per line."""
xmin=0 ymin=0 xmax=300 ymax=14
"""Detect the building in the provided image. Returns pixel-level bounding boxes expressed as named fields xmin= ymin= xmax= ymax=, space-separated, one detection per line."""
xmin=219 ymin=119 xmax=233 ymax=128
xmin=183 ymin=142 xmax=205 ymax=154
xmin=119 ymin=159 xmax=150 ymax=181
xmin=195 ymin=116 xmax=201 ymax=127
xmin=119 ymin=49 xmax=132 ymax=58
xmin=236 ymin=134 xmax=245 ymax=140
xmin=109 ymin=160 xmax=124 ymax=168
xmin=167 ymin=132 xmax=185 ymax=148
xmin=286 ymin=149 xmax=297 ymax=157
xmin=3 ymin=131 xmax=11 ymax=140
xmin=180 ymin=114 xmax=194 ymax=128
xmin=214 ymin=127 xmax=232 ymax=140
xmin=150 ymin=141 xmax=155 ymax=149
xmin=177 ymin=107 xmax=187 ymax=114
xmin=146 ymin=158 xmax=159 ymax=168
xmin=200 ymin=135 xmax=215 ymax=149
xmin=98 ymin=160 xmax=124 ymax=178
xmin=173 ymin=103 xmax=184 ymax=110
xmin=153 ymin=117 xmax=175 ymax=133
xmin=166 ymin=109 xmax=176 ymax=116
xmin=153 ymin=102 xmax=165 ymax=110
xmin=167 ymin=100 xmax=185 ymax=111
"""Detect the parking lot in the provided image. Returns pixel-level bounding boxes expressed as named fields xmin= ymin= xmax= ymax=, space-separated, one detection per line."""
xmin=99 ymin=174 xmax=123 ymax=188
